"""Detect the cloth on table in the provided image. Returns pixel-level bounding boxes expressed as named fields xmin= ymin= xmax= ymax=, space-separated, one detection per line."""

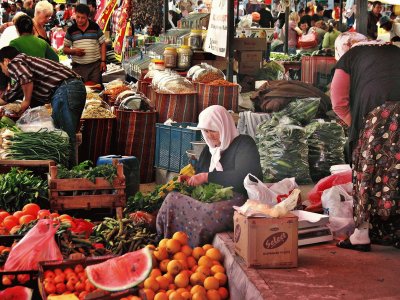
xmin=156 ymin=191 xmax=246 ymax=247
xmin=250 ymin=80 xmax=332 ymax=117
xmin=237 ymin=111 xmax=271 ymax=139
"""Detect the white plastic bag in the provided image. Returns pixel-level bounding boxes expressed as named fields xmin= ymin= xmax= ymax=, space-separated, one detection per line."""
xmin=16 ymin=106 xmax=55 ymax=132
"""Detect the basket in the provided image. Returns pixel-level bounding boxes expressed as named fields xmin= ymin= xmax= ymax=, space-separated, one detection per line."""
xmin=301 ymin=56 xmax=336 ymax=88
xmin=155 ymin=122 xmax=202 ymax=173
xmin=197 ymin=82 xmax=239 ymax=112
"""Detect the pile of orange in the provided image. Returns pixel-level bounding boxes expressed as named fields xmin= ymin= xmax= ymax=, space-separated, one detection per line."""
xmin=122 ymin=231 xmax=229 ymax=300
xmin=42 ymin=263 xmax=99 ymax=300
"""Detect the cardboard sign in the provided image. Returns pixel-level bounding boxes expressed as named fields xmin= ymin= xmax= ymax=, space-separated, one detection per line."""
xmin=204 ymin=0 xmax=228 ymax=57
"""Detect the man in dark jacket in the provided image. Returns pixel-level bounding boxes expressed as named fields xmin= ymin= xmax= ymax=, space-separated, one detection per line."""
xmin=258 ymin=4 xmax=274 ymax=28
xmin=367 ymin=1 xmax=382 ymax=40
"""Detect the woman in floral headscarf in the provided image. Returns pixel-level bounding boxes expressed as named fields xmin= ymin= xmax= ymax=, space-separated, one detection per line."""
xmin=156 ymin=105 xmax=263 ymax=246
xmin=331 ymin=32 xmax=400 ymax=251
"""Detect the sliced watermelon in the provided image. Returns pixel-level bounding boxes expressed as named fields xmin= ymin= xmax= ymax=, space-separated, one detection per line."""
xmin=86 ymin=247 xmax=152 ymax=291
xmin=0 ymin=286 xmax=32 ymax=300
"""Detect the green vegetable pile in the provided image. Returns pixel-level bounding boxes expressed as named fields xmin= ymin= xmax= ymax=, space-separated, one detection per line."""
xmin=0 ymin=168 xmax=48 ymax=212
xmin=273 ymin=97 xmax=320 ymax=126
xmin=269 ymin=52 xmax=305 ymax=62
xmin=256 ymin=61 xmax=285 ymax=81
xmin=2 ymin=129 xmax=70 ymax=165
xmin=191 ymin=183 xmax=234 ymax=203
xmin=57 ymin=160 xmax=117 ymax=184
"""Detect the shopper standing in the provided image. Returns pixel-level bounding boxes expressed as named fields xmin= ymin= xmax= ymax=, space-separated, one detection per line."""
xmin=63 ymin=4 xmax=106 ymax=84
xmin=331 ymin=32 xmax=400 ymax=251
xmin=367 ymin=1 xmax=382 ymax=40
xmin=33 ymin=0 xmax=53 ymax=45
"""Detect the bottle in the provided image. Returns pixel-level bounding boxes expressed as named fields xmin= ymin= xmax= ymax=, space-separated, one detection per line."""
xmin=163 ymin=47 xmax=177 ymax=68
xmin=151 ymin=59 xmax=165 ymax=71
xmin=189 ymin=29 xmax=203 ymax=51
xmin=177 ymin=45 xmax=193 ymax=70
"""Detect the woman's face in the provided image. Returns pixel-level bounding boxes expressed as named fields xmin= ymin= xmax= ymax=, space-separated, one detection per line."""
xmin=204 ymin=130 xmax=221 ymax=147
xmin=36 ymin=11 xmax=52 ymax=26
xmin=300 ymin=22 xmax=308 ymax=31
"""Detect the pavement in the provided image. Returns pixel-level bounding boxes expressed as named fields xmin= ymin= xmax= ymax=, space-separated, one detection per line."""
xmin=213 ymin=232 xmax=400 ymax=300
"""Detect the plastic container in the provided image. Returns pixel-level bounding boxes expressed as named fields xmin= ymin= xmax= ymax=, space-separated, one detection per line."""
xmin=96 ymin=155 xmax=140 ymax=198
xmin=189 ymin=29 xmax=203 ymax=50
xmin=177 ymin=45 xmax=193 ymax=70
xmin=163 ymin=47 xmax=177 ymax=68
xmin=151 ymin=59 xmax=165 ymax=71
xmin=155 ymin=122 xmax=202 ymax=173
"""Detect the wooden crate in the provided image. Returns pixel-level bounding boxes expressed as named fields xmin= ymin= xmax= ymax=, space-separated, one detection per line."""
xmin=48 ymin=163 xmax=126 ymax=218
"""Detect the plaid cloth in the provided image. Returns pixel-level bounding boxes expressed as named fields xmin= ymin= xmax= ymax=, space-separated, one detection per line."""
xmin=114 ymin=110 xmax=157 ymax=183
xmin=138 ymin=80 xmax=152 ymax=98
xmin=197 ymin=83 xmax=239 ymax=112
xmin=150 ymin=88 xmax=198 ymax=123
xmin=79 ymin=119 xmax=115 ymax=164
xmin=301 ymin=56 xmax=336 ymax=87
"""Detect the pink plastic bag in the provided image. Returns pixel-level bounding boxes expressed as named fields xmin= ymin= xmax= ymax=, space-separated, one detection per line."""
xmin=4 ymin=219 xmax=62 ymax=271
xmin=308 ymin=170 xmax=352 ymax=205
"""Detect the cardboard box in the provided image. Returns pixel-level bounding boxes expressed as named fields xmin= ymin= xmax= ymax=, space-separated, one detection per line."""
xmin=238 ymin=60 xmax=261 ymax=76
xmin=234 ymin=211 xmax=298 ymax=268
xmin=233 ymin=38 xmax=267 ymax=51
xmin=237 ymin=51 xmax=263 ymax=63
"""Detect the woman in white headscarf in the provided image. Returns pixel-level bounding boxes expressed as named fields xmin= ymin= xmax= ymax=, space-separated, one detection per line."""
xmin=331 ymin=32 xmax=400 ymax=251
xmin=157 ymin=105 xmax=263 ymax=246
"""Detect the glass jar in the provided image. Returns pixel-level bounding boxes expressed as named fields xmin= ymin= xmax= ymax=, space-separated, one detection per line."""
xmin=163 ymin=47 xmax=177 ymax=68
xmin=177 ymin=45 xmax=193 ymax=70
xmin=189 ymin=29 xmax=203 ymax=51
xmin=151 ymin=59 xmax=165 ymax=71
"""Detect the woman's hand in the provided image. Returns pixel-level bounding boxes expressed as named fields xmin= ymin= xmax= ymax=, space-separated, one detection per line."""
xmin=178 ymin=175 xmax=191 ymax=183
xmin=187 ymin=173 xmax=208 ymax=186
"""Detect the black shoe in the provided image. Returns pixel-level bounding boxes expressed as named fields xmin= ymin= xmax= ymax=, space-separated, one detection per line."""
xmin=337 ymin=238 xmax=371 ymax=252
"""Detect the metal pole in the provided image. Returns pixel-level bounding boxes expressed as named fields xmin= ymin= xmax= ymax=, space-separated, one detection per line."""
xmin=339 ymin=0 xmax=344 ymax=31
xmin=284 ymin=7 xmax=289 ymax=54
xmin=227 ymin=0 xmax=235 ymax=82
xmin=356 ymin=0 xmax=368 ymax=36
xmin=164 ymin=0 xmax=169 ymax=33
xmin=236 ymin=0 xmax=239 ymax=24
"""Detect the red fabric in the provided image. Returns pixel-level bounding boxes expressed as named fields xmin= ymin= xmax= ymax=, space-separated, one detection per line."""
xmin=331 ymin=69 xmax=352 ymax=126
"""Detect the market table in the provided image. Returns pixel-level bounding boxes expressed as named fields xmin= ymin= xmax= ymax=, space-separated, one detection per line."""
xmin=213 ymin=232 xmax=400 ymax=300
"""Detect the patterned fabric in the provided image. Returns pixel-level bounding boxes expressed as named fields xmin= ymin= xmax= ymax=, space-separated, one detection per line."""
xmin=79 ymin=119 xmax=115 ymax=164
xmin=334 ymin=31 xmax=368 ymax=61
xmin=150 ymin=88 xmax=198 ymax=123
xmin=114 ymin=110 xmax=157 ymax=183
xmin=352 ymin=102 xmax=400 ymax=248
xmin=197 ymin=83 xmax=239 ymax=113
xmin=137 ymin=80 xmax=152 ymax=98
xmin=156 ymin=191 xmax=246 ymax=247
xmin=110 ymin=6 xmax=122 ymax=36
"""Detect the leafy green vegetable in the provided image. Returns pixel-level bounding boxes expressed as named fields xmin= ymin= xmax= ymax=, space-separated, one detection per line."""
xmin=0 ymin=168 xmax=48 ymax=212
xmin=190 ymin=183 xmax=233 ymax=203
xmin=256 ymin=61 xmax=285 ymax=81
xmin=57 ymin=161 xmax=117 ymax=184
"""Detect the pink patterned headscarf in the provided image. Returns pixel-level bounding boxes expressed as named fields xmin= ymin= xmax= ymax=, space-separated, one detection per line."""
xmin=197 ymin=105 xmax=239 ymax=172
xmin=334 ymin=32 xmax=368 ymax=61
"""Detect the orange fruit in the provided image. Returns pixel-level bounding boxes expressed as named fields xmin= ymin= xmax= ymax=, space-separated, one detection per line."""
xmin=178 ymin=259 xmax=188 ymax=270
xmin=13 ymin=211 xmax=25 ymax=219
xmin=207 ymin=289 xmax=221 ymax=300
xmin=17 ymin=274 xmax=30 ymax=284
xmin=158 ymin=238 xmax=168 ymax=248
xmin=85 ymin=280 xmax=95 ymax=292
xmin=155 ymin=275 xmax=169 ymax=290
xmin=75 ymin=281 xmax=85 ymax=292
xmin=166 ymin=239 xmax=181 ymax=254
xmin=147 ymin=244 xmax=156 ymax=250
xmin=159 ymin=259 xmax=170 ymax=273
xmin=59 ymin=214 xmax=73 ymax=221
xmin=44 ymin=282 xmax=56 ymax=294
xmin=202 ymin=244 xmax=213 ymax=251
xmin=168 ymin=283 xmax=176 ymax=291
xmin=63 ymin=268 xmax=74 ymax=275
xmin=74 ymin=264 xmax=84 ymax=274
xmin=2 ymin=275 xmax=12 ymax=286
xmin=168 ymin=291 xmax=184 ymax=300
xmin=54 ymin=274 xmax=65 ymax=284
xmin=37 ymin=209 xmax=51 ymax=219
xmin=180 ymin=291 xmax=191 ymax=300
xmin=210 ymin=265 xmax=225 ymax=275
xmin=144 ymin=277 xmax=160 ymax=292
xmin=176 ymin=287 xmax=187 ymax=294
xmin=66 ymin=280 xmax=76 ymax=292
xmin=9 ymin=225 xmax=21 ymax=235
xmin=172 ymin=232 xmax=189 ymax=246
xmin=190 ymin=272 xmax=206 ymax=286
xmin=174 ymin=273 xmax=189 ymax=288
xmin=187 ymin=256 xmax=197 ymax=269
xmin=22 ymin=203 xmax=40 ymax=216
xmin=214 ymin=273 xmax=227 ymax=286
xmin=3 ymin=216 xmax=19 ymax=230
xmin=154 ymin=292 xmax=168 ymax=300
xmin=180 ymin=245 xmax=192 ymax=257
xmin=205 ymin=248 xmax=222 ymax=262
xmin=44 ymin=270 xmax=56 ymax=279
xmin=19 ymin=214 xmax=36 ymax=225
xmin=140 ymin=288 xmax=155 ymax=300
xmin=0 ymin=211 xmax=10 ymax=222
xmin=204 ymin=277 xmax=219 ymax=290
xmin=218 ymin=287 xmax=229 ymax=300
xmin=49 ymin=213 xmax=60 ymax=219
xmin=192 ymin=292 xmax=207 ymax=300
xmin=150 ymin=268 xmax=162 ymax=278
xmin=198 ymin=256 xmax=213 ymax=269
xmin=154 ymin=247 xmax=168 ymax=261
xmin=191 ymin=285 xmax=207 ymax=295
xmin=195 ymin=266 xmax=211 ymax=277
xmin=167 ymin=260 xmax=183 ymax=276
xmin=192 ymin=247 xmax=205 ymax=261
xmin=212 ymin=260 xmax=221 ymax=266
xmin=163 ymin=273 xmax=174 ymax=284
xmin=166 ymin=289 xmax=175 ymax=297
xmin=56 ymin=282 xmax=66 ymax=294
xmin=173 ymin=252 xmax=187 ymax=261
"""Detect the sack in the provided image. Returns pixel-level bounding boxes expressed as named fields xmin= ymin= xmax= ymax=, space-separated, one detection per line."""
xmin=298 ymin=32 xmax=318 ymax=49
xmin=16 ymin=106 xmax=55 ymax=132
xmin=4 ymin=219 xmax=62 ymax=271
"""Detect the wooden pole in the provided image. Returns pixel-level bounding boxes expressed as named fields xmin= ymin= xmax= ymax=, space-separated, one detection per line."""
xmin=227 ymin=0 xmax=235 ymax=82
xmin=284 ymin=6 xmax=289 ymax=54
xmin=164 ymin=0 xmax=169 ymax=33
xmin=356 ymin=0 xmax=368 ymax=36
xmin=339 ymin=0 xmax=344 ymax=31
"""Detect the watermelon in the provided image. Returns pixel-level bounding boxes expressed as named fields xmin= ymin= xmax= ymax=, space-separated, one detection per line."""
xmin=0 ymin=286 xmax=32 ymax=300
xmin=86 ymin=247 xmax=152 ymax=291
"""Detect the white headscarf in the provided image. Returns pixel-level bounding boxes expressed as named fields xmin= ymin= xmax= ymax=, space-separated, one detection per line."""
xmin=197 ymin=105 xmax=239 ymax=172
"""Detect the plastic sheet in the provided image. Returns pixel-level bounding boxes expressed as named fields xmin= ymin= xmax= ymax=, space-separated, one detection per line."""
xmin=17 ymin=106 xmax=55 ymax=132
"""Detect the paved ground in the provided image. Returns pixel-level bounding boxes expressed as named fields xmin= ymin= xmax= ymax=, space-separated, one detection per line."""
xmin=214 ymin=232 xmax=400 ymax=300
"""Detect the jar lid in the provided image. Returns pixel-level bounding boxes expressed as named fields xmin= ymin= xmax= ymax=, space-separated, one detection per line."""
xmin=164 ymin=47 xmax=176 ymax=51
xmin=180 ymin=45 xmax=191 ymax=49
xmin=191 ymin=29 xmax=202 ymax=34
xmin=151 ymin=59 xmax=165 ymax=64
